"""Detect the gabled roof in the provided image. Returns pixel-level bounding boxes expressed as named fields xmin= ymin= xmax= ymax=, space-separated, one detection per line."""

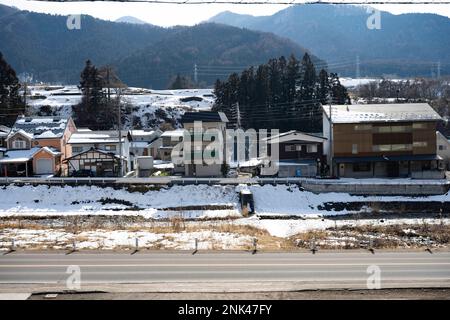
xmin=265 ymin=130 xmax=327 ymax=144
xmin=7 ymin=129 xmax=33 ymax=141
xmin=68 ymin=130 xmax=131 ymax=144
xmin=8 ymin=116 xmax=71 ymax=139
xmin=0 ymin=146 xmax=59 ymax=163
xmin=181 ymin=111 xmax=228 ymax=123
xmin=65 ymin=147 xmax=123 ymax=161
xmin=0 ymin=125 xmax=10 ymax=137
xmin=322 ymin=103 xmax=442 ymax=124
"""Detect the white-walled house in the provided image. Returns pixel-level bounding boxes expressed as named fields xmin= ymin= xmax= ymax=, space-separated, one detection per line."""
xmin=437 ymin=131 xmax=450 ymax=170
xmin=67 ymin=130 xmax=132 ymax=176
xmin=130 ymin=129 xmax=162 ymax=157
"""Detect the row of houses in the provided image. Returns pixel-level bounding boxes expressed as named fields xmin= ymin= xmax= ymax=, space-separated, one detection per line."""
xmin=0 ymin=102 xmax=447 ymax=179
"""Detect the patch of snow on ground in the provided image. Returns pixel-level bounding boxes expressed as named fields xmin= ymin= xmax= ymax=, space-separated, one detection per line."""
xmin=0 ymin=229 xmax=253 ymax=250
xmin=239 ymin=216 xmax=450 ymax=237
xmin=0 ymin=185 xmax=238 ymax=217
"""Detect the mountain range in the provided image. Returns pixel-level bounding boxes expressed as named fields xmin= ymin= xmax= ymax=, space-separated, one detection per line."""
xmin=115 ymin=16 xmax=148 ymax=25
xmin=0 ymin=4 xmax=314 ymax=89
xmin=209 ymin=4 xmax=450 ymax=77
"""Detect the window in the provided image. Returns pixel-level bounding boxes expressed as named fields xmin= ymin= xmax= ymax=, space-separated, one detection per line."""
xmin=307 ymin=144 xmax=318 ymax=153
xmin=373 ymin=144 xmax=392 ymax=152
xmin=295 ymin=145 xmax=303 ymax=151
xmin=391 ymin=144 xmax=412 ymax=151
xmin=354 ymin=124 xmax=372 ymax=131
xmin=375 ymin=126 xmax=391 ymax=133
xmin=439 ymin=145 xmax=446 ymax=151
xmin=373 ymin=144 xmax=412 ymax=152
xmin=391 ymin=125 xmax=411 ymax=133
xmin=413 ymin=141 xmax=428 ymax=148
xmin=353 ymin=162 xmax=371 ymax=172
xmin=413 ymin=123 xmax=427 ymax=129
xmin=12 ymin=139 xmax=26 ymax=149
xmin=72 ymin=146 xmax=83 ymax=153
xmin=352 ymin=144 xmax=358 ymax=154
xmin=285 ymin=145 xmax=295 ymax=152
xmin=105 ymin=145 xmax=116 ymax=151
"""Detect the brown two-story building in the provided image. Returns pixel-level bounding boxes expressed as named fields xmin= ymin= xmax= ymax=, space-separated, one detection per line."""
xmin=322 ymin=103 xmax=443 ymax=179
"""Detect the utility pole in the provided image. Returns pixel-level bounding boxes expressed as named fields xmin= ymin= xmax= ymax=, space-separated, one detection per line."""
xmin=236 ymin=102 xmax=241 ymax=129
xmin=106 ymin=66 xmax=111 ymax=102
xmin=437 ymin=61 xmax=441 ymax=79
xmin=194 ymin=63 xmax=198 ymax=85
xmin=356 ymin=55 xmax=360 ymax=80
xmin=106 ymin=66 xmax=122 ymax=177
xmin=117 ymin=91 xmax=123 ymax=177
xmin=328 ymin=93 xmax=334 ymax=177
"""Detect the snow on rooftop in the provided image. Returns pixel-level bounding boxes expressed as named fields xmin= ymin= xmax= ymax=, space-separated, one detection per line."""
xmin=323 ymin=103 xmax=442 ymax=124
xmin=130 ymin=130 xmax=156 ymax=136
xmin=0 ymin=147 xmax=40 ymax=163
xmin=161 ymin=129 xmax=185 ymax=137
xmin=11 ymin=117 xmax=69 ymax=139
xmin=36 ymin=130 xmax=58 ymax=139
xmin=69 ymin=131 xmax=125 ymax=144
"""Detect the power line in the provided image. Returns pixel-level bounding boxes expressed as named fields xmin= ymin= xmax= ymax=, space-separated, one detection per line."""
xmin=28 ymin=1 xmax=450 ymax=4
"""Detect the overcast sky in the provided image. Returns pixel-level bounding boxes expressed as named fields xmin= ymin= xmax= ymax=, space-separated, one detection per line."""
xmin=0 ymin=0 xmax=449 ymax=27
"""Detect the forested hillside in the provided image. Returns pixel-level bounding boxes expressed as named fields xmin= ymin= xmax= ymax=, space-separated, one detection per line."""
xmin=0 ymin=4 xmax=318 ymax=88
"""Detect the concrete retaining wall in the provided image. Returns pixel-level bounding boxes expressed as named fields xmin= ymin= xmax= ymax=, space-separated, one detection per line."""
xmin=303 ymin=181 xmax=449 ymax=195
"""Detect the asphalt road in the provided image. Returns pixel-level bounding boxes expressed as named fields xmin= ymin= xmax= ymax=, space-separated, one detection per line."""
xmin=0 ymin=251 xmax=449 ymax=292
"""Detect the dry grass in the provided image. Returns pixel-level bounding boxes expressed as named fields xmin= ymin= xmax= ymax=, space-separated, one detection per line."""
xmin=0 ymin=220 xmax=47 ymax=230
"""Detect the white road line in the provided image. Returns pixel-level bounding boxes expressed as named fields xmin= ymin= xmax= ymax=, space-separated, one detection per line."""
xmin=1 ymin=262 xmax=450 ymax=267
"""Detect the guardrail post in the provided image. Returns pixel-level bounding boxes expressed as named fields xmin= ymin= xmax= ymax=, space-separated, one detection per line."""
xmin=192 ymin=238 xmax=198 ymax=255
xmin=425 ymin=239 xmax=433 ymax=254
xmin=310 ymin=237 xmax=317 ymax=254
xmin=67 ymin=239 xmax=77 ymax=255
xmin=368 ymin=238 xmax=375 ymax=254
xmin=252 ymin=238 xmax=258 ymax=254
xmin=131 ymin=237 xmax=139 ymax=255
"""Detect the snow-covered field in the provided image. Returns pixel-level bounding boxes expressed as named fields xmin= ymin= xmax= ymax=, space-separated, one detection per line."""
xmin=1 ymin=184 xmax=449 ymax=250
xmin=1 ymin=184 xmax=450 ymax=218
xmin=27 ymin=85 xmax=214 ymax=127
xmin=340 ymin=77 xmax=404 ymax=89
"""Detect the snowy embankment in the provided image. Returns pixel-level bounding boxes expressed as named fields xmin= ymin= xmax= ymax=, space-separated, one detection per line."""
xmin=0 ymin=185 xmax=239 ymax=219
xmin=27 ymin=85 xmax=214 ymax=128
xmin=241 ymin=184 xmax=450 ymax=216
xmin=1 ymin=184 xmax=449 ymax=249
xmin=1 ymin=184 xmax=450 ymax=218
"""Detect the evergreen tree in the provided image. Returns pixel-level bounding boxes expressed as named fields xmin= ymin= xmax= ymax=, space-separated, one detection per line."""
xmin=317 ymin=69 xmax=330 ymax=105
xmin=73 ymin=60 xmax=113 ymax=130
xmin=213 ymin=54 xmax=349 ymax=133
xmin=329 ymin=72 xmax=350 ymax=105
xmin=168 ymin=74 xmax=194 ymax=89
xmin=296 ymin=53 xmax=320 ymax=132
xmin=0 ymin=52 xmax=24 ymax=126
xmin=298 ymin=53 xmax=317 ymax=101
